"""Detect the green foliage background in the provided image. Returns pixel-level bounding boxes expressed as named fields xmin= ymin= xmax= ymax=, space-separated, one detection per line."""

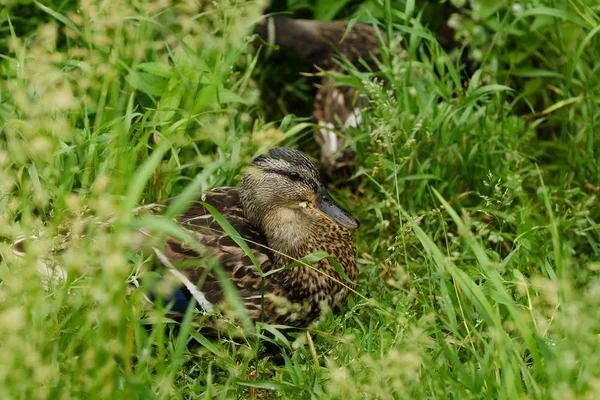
xmin=0 ymin=0 xmax=599 ymax=398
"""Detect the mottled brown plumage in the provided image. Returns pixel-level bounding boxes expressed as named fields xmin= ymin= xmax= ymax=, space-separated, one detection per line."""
xmin=141 ymin=147 xmax=358 ymax=328
xmin=255 ymin=17 xmax=382 ymax=172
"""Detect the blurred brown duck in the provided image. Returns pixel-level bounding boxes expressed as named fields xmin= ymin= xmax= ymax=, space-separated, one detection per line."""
xmin=9 ymin=148 xmax=359 ymax=330
xmin=255 ymin=16 xmax=382 ymax=173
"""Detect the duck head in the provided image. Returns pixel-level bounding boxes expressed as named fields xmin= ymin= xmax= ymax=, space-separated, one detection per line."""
xmin=240 ymin=148 xmax=358 ymax=237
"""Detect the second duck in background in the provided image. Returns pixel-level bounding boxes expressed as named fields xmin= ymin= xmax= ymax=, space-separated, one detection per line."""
xmin=255 ymin=16 xmax=383 ymax=175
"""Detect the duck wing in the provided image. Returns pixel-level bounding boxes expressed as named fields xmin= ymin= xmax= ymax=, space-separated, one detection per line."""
xmin=145 ymin=187 xmax=278 ymax=321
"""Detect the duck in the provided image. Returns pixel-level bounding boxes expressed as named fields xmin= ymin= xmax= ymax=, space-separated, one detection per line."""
xmin=7 ymin=148 xmax=359 ymax=330
xmin=255 ymin=16 xmax=382 ymax=174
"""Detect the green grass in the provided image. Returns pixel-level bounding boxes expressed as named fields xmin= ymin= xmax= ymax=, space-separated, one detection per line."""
xmin=1 ymin=0 xmax=599 ymax=398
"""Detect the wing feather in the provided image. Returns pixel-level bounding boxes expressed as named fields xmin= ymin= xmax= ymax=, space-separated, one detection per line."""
xmin=147 ymin=187 xmax=277 ymax=318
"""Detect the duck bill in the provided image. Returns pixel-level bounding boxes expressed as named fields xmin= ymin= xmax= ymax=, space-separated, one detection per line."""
xmin=313 ymin=187 xmax=359 ymax=229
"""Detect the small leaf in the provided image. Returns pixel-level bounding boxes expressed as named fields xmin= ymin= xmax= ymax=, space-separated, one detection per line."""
xmin=517 ymin=7 xmax=590 ymax=28
xmin=188 ymin=330 xmax=228 ymax=359
xmin=125 ymin=72 xmax=167 ymax=97
xmin=158 ymin=84 xmax=184 ymax=124
xmin=341 ymin=16 xmax=360 ymax=43
xmin=539 ymin=96 xmax=583 ymax=115
xmin=256 ymin=323 xmax=293 ymax=350
xmin=200 ymin=202 xmax=262 ymax=276
xmin=217 ymin=88 xmax=247 ymax=105
xmin=470 ymin=84 xmax=514 ymax=97
xmin=137 ymin=62 xmax=173 ymax=79
xmin=327 ymin=256 xmax=351 ymax=283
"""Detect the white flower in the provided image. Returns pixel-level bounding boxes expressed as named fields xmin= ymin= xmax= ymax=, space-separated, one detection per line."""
xmin=512 ymin=3 xmax=524 ymax=13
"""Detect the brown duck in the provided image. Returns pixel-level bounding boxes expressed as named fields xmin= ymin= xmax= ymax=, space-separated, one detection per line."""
xmin=255 ymin=16 xmax=382 ymax=173
xmin=10 ymin=148 xmax=359 ymax=329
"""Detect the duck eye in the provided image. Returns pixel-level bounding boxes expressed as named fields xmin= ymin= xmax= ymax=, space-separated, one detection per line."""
xmin=286 ymin=171 xmax=301 ymax=181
